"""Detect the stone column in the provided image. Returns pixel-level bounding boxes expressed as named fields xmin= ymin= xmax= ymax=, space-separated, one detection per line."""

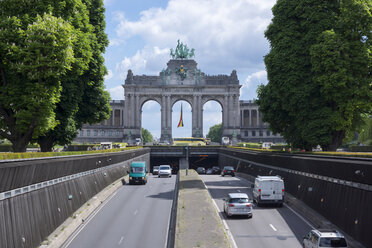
xmin=256 ymin=109 xmax=259 ymax=126
xmin=192 ymin=95 xmax=198 ymax=136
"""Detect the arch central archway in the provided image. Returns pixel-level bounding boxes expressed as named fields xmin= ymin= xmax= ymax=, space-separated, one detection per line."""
xmin=122 ymin=59 xmax=241 ymax=144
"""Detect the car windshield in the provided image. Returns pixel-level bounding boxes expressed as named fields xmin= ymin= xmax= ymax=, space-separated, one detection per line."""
xmin=224 ymin=167 xmax=234 ymax=170
xmin=319 ymin=237 xmax=347 ymax=247
xmin=131 ymin=167 xmax=144 ymax=173
xmin=153 ymin=166 xmax=159 ymax=170
xmin=229 ymin=198 xmax=249 ymax=203
xmin=159 ymin=166 xmax=170 ymax=170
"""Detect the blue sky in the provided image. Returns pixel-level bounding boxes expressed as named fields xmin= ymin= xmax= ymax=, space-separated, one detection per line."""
xmin=102 ymin=0 xmax=276 ymax=139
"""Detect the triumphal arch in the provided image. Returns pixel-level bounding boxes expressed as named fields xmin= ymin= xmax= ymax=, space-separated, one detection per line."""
xmin=123 ymin=41 xmax=241 ymax=144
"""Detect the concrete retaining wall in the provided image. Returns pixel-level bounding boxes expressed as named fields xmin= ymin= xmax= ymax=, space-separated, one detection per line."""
xmin=0 ymin=149 xmax=150 ymax=193
xmin=0 ymin=149 xmax=150 ymax=248
xmin=219 ymin=148 xmax=372 ymax=248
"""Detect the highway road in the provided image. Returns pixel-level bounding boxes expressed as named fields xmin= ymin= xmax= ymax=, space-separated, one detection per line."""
xmin=63 ymin=175 xmax=176 ymax=248
xmin=200 ymin=174 xmax=313 ymax=248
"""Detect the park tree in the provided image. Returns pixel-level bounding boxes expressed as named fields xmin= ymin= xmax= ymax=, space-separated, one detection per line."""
xmin=37 ymin=0 xmax=111 ymax=151
xmin=0 ymin=8 xmax=77 ymax=152
xmin=142 ymin=128 xmax=153 ymax=144
xmin=257 ymin=0 xmax=371 ymax=151
xmin=206 ymin=123 xmax=222 ymax=143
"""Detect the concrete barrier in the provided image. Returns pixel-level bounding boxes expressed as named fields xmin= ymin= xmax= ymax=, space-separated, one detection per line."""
xmin=0 ymin=149 xmax=150 ymax=248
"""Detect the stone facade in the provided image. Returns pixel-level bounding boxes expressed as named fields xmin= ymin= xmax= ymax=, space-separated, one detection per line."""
xmin=74 ymin=59 xmax=284 ymax=144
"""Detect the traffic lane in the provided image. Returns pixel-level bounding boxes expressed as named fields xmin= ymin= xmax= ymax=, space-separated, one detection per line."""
xmin=65 ymin=175 xmax=176 ymax=248
xmin=201 ymin=174 xmax=309 ymax=248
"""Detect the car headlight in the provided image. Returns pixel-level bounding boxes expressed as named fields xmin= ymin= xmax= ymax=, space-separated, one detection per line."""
xmin=129 ymin=177 xmax=132 ymax=180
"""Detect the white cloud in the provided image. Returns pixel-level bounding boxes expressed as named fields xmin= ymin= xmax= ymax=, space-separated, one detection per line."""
xmin=116 ymin=46 xmax=169 ymax=78
xmin=114 ymin=0 xmax=275 ymax=76
xmin=104 ymin=69 xmax=113 ymax=81
xmin=241 ymin=70 xmax=267 ymax=99
xmin=107 ymin=85 xmax=124 ymax=100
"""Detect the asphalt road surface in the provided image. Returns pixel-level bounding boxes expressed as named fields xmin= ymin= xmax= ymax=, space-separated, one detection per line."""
xmin=63 ymin=175 xmax=176 ymax=248
xmin=200 ymin=174 xmax=313 ymax=248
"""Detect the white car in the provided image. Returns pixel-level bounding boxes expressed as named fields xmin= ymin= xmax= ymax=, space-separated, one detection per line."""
xmin=152 ymin=166 xmax=159 ymax=175
xmin=223 ymin=193 xmax=253 ymax=218
xmin=303 ymin=229 xmax=347 ymax=248
xmin=158 ymin=165 xmax=172 ymax=178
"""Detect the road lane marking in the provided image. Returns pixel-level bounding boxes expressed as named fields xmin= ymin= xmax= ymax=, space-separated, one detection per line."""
xmin=270 ymin=224 xmax=277 ymax=231
xmin=118 ymin=236 xmax=124 ymax=245
xmin=284 ymin=203 xmax=315 ymax=229
xmin=201 ymin=179 xmax=238 ymax=248
xmin=134 ymin=210 xmax=138 ymax=215
xmin=62 ymin=192 xmax=117 ymax=248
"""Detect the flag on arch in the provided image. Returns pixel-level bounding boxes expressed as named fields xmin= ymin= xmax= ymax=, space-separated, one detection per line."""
xmin=177 ymin=103 xmax=184 ymax=128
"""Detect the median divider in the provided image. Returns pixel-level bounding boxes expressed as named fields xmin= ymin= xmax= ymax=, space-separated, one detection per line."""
xmin=175 ymin=169 xmax=231 ymax=248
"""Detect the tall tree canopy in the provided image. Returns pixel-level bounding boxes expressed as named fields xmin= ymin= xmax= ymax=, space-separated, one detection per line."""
xmin=206 ymin=123 xmax=222 ymax=143
xmin=37 ymin=0 xmax=111 ymax=151
xmin=257 ymin=0 xmax=371 ymax=151
xmin=0 ymin=0 xmax=93 ymax=152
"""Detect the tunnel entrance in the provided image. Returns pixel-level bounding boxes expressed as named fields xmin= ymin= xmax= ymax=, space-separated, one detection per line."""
xmin=150 ymin=155 xmax=219 ymax=174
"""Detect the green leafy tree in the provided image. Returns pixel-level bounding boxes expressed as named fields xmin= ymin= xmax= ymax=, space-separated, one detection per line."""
xmin=0 ymin=10 xmax=76 ymax=152
xmin=206 ymin=123 xmax=222 ymax=143
xmin=37 ymin=0 xmax=111 ymax=151
xmin=257 ymin=0 xmax=371 ymax=151
xmin=142 ymin=128 xmax=153 ymax=143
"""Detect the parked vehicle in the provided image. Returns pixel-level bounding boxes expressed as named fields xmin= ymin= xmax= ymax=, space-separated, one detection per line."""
xmin=303 ymin=229 xmax=347 ymax=248
xmin=206 ymin=168 xmax=213 ymax=174
xmin=223 ymin=193 xmax=253 ymax=218
xmin=129 ymin=161 xmax=147 ymax=185
xmin=261 ymin=142 xmax=273 ymax=149
xmin=135 ymin=138 xmax=142 ymax=146
xmin=221 ymin=136 xmax=230 ymax=145
xmin=252 ymin=176 xmax=284 ymax=207
xmin=158 ymin=165 xmax=172 ymax=178
xmin=221 ymin=166 xmax=235 ymax=177
xmin=196 ymin=167 xmax=206 ymax=174
xmin=152 ymin=166 xmax=159 ymax=175
xmin=212 ymin=166 xmax=221 ymax=174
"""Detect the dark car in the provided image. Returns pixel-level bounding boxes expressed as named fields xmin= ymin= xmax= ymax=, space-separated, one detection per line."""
xmin=221 ymin=166 xmax=235 ymax=177
xmin=196 ymin=167 xmax=206 ymax=174
xmin=212 ymin=166 xmax=221 ymax=174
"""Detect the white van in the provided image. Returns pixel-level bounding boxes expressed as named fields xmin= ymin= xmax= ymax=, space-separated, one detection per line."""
xmin=253 ymin=176 xmax=284 ymax=207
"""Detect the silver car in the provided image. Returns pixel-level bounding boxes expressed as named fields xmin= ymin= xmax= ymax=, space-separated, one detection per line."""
xmin=223 ymin=193 xmax=253 ymax=218
xmin=152 ymin=166 xmax=159 ymax=175
xmin=158 ymin=165 xmax=172 ymax=178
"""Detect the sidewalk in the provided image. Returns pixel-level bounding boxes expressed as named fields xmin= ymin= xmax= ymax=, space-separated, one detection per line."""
xmin=175 ymin=169 xmax=231 ymax=248
xmin=236 ymin=172 xmax=365 ymax=248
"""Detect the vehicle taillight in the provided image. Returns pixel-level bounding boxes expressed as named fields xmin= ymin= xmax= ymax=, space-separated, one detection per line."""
xmin=282 ymin=189 xmax=285 ymax=195
xmin=246 ymin=203 xmax=252 ymax=207
xmin=232 ymin=170 xmax=235 ymax=173
xmin=228 ymin=204 xmax=234 ymax=207
xmin=224 ymin=170 xmax=227 ymax=173
xmin=258 ymin=189 xmax=261 ymax=193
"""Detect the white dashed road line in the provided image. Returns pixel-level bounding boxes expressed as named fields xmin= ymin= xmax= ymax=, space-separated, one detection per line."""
xmin=118 ymin=236 xmax=124 ymax=245
xmin=269 ymin=224 xmax=277 ymax=232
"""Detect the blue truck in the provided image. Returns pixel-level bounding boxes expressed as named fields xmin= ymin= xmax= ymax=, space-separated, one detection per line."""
xmin=129 ymin=161 xmax=147 ymax=185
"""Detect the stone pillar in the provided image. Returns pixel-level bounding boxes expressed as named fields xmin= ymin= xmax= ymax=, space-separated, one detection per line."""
xmin=250 ymin=109 xmax=252 ymax=127
xmin=192 ymin=95 xmax=198 ymax=136
xmin=256 ymin=109 xmax=259 ymax=126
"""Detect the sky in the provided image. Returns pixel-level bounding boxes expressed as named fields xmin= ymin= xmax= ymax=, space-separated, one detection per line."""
xmin=102 ymin=0 xmax=276 ymax=139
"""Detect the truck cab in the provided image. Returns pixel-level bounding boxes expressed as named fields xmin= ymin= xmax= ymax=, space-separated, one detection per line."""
xmin=129 ymin=161 xmax=147 ymax=185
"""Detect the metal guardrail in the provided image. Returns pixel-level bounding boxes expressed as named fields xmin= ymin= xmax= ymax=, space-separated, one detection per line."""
xmin=0 ymin=161 xmax=128 ymax=201
xmin=221 ymin=153 xmax=372 ymax=192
